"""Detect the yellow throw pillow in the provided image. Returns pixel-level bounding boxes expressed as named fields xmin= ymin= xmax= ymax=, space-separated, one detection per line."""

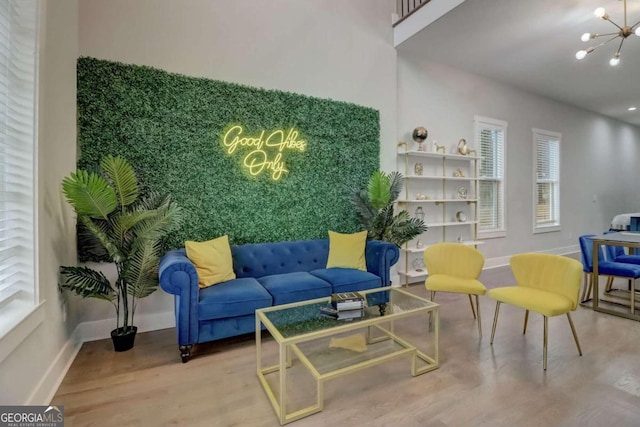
xmin=326 ymin=230 xmax=367 ymax=271
xmin=185 ymin=235 xmax=236 ymax=288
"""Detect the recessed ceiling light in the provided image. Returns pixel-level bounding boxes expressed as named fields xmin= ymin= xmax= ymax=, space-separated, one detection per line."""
xmin=629 ymin=107 xmax=637 ymax=111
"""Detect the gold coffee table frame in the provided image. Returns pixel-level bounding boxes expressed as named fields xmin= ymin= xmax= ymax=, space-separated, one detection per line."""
xmin=256 ymin=287 xmax=439 ymax=425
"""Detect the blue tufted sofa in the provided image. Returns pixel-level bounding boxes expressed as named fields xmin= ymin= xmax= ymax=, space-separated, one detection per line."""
xmin=159 ymin=238 xmax=399 ymax=362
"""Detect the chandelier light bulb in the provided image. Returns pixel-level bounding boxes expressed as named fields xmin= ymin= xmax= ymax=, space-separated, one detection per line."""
xmin=594 ymin=7 xmax=606 ymax=18
xmin=609 ymin=56 xmax=620 ymax=66
xmin=629 ymin=107 xmax=637 ymax=111
xmin=636 ymin=27 xmax=640 ymax=36
xmin=576 ymin=50 xmax=588 ymax=60
xmin=581 ymin=32 xmax=592 ymax=42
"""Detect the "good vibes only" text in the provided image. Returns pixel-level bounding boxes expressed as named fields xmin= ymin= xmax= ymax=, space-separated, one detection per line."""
xmin=222 ymin=125 xmax=306 ymax=180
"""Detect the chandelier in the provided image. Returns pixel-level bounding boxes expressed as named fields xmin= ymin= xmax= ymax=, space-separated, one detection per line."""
xmin=575 ymin=0 xmax=640 ymax=66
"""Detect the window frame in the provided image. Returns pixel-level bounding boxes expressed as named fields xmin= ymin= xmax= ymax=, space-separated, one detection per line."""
xmin=0 ymin=0 xmax=42 ymax=362
xmin=532 ymin=128 xmax=561 ymax=234
xmin=475 ymin=115 xmax=507 ymax=239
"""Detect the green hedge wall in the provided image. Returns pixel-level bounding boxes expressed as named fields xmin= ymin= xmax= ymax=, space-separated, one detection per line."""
xmin=77 ymin=57 xmax=380 ymax=250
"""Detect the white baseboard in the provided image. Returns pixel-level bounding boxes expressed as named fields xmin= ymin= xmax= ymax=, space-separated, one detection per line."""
xmin=27 ymin=326 xmax=82 ymax=405
xmin=78 ymin=310 xmax=176 ymax=342
xmin=483 ymin=244 xmax=579 ymax=270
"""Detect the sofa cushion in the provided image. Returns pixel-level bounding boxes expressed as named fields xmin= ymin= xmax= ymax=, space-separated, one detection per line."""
xmin=311 ymin=268 xmax=381 ymax=293
xmin=185 ymin=235 xmax=236 ymax=288
xmin=198 ymin=277 xmax=272 ymax=320
xmin=258 ymin=272 xmax=332 ymax=305
xmin=326 ymin=230 xmax=367 ymax=271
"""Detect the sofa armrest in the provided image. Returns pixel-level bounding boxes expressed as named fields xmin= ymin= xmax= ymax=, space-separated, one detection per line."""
xmin=365 ymin=240 xmax=400 ymax=286
xmin=159 ymin=249 xmax=200 ymax=345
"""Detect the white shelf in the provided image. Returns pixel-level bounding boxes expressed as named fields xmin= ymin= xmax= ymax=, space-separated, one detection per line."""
xmin=399 ymin=270 xmax=428 ymax=279
xmin=427 ymin=221 xmax=478 ymax=227
xmin=401 ymin=240 xmax=485 ymax=253
xmin=398 ymin=199 xmax=477 ymax=203
xmin=405 ymin=175 xmax=478 ymax=181
xmin=398 ymin=150 xmax=480 ymax=160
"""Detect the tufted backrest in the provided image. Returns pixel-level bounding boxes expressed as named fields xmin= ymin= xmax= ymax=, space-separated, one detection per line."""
xmin=232 ymin=239 xmax=330 ymax=279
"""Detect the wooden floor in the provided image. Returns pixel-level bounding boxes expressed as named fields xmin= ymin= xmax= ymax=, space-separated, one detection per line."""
xmin=53 ymin=263 xmax=640 ymax=426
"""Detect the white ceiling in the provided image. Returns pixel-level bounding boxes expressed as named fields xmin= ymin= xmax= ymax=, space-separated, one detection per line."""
xmin=396 ymin=0 xmax=640 ymax=127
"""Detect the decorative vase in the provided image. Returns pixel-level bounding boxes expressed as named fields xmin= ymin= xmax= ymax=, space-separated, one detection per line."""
xmin=111 ymin=326 xmax=138 ymax=352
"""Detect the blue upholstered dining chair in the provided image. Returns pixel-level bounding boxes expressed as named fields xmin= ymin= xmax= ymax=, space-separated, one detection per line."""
xmin=603 ymin=231 xmax=640 ymax=292
xmin=578 ymin=234 xmax=640 ymax=302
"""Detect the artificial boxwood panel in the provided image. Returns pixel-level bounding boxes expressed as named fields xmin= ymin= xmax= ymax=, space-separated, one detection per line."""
xmin=77 ymin=57 xmax=379 ymax=251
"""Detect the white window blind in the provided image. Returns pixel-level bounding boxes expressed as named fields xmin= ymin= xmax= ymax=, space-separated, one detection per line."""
xmin=0 ymin=0 xmax=38 ymax=338
xmin=475 ymin=116 xmax=506 ymax=238
xmin=533 ymin=129 xmax=560 ymax=232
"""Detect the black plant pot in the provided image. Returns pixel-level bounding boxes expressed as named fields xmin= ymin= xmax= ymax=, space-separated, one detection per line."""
xmin=111 ymin=326 xmax=138 ymax=352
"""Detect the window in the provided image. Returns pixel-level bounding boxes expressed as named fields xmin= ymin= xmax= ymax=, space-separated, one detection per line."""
xmin=0 ymin=0 xmax=39 ymax=341
xmin=475 ymin=116 xmax=506 ymax=238
xmin=533 ymin=128 xmax=561 ymax=233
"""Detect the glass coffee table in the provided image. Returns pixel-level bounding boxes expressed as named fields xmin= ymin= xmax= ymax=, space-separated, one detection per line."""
xmin=256 ymin=287 xmax=439 ymax=425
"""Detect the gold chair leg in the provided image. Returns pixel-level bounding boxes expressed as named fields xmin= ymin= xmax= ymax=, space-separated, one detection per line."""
xmin=581 ymin=272 xmax=591 ymax=302
xmin=523 ymin=310 xmax=529 ymax=335
xmin=468 ymin=294 xmax=477 ymax=319
xmin=490 ymin=301 xmax=501 ymax=345
xmin=566 ymin=312 xmax=582 ymax=356
xmin=605 ymin=276 xmax=614 ymax=292
xmin=475 ymin=295 xmax=482 ymax=338
xmin=543 ymin=316 xmax=548 ymax=371
xmin=631 ymin=279 xmax=636 ymax=315
xmin=428 ymin=291 xmax=435 ymax=331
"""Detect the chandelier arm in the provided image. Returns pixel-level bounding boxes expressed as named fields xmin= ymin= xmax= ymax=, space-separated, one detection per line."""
xmin=630 ymin=19 xmax=640 ymax=29
xmin=593 ymin=34 xmax=623 ymax=50
xmin=606 ymin=20 xmax=624 ymax=31
xmin=592 ymin=32 xmax=621 ymax=38
xmin=615 ymin=37 xmax=625 ymax=56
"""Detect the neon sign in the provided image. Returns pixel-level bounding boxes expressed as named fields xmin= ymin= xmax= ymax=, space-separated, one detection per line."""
xmin=222 ymin=125 xmax=306 ymax=180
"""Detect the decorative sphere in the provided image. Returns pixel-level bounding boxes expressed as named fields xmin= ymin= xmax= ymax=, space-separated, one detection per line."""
xmin=412 ymin=126 xmax=428 ymax=143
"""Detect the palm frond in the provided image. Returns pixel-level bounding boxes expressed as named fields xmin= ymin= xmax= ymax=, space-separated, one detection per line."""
xmin=112 ymin=210 xmax=159 ymax=247
xmin=101 ymin=155 xmax=139 ymax=208
xmin=125 ymin=240 xmax=161 ymax=298
xmin=60 ymin=266 xmax=115 ymax=300
xmin=350 ymin=189 xmax=376 ymax=230
xmin=80 ymin=215 xmax=123 ymax=262
xmin=388 ymin=171 xmax=404 ymax=203
xmin=62 ymin=170 xmax=117 ymax=219
xmin=77 ymin=220 xmax=109 ymax=262
xmin=131 ymin=201 xmax=182 ymax=241
xmin=368 ymin=171 xmax=391 ymax=210
xmin=134 ymin=191 xmax=171 ymax=211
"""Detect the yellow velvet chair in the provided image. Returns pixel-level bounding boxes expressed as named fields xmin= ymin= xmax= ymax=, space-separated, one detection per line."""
xmin=424 ymin=243 xmax=486 ymax=337
xmin=488 ymin=253 xmax=583 ymax=370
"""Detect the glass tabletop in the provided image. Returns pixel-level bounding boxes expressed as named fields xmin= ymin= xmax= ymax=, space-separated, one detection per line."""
xmin=259 ymin=288 xmax=436 ymax=339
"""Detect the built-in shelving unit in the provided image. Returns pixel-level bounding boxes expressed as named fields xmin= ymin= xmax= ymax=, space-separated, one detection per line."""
xmin=396 ymin=144 xmax=483 ymax=286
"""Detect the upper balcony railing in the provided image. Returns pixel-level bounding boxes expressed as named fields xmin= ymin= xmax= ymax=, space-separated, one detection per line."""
xmin=394 ymin=0 xmax=431 ymax=26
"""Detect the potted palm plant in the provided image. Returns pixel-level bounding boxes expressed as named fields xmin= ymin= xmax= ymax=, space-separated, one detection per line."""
xmin=351 ymin=170 xmax=427 ymax=246
xmin=59 ymin=155 xmax=181 ymax=351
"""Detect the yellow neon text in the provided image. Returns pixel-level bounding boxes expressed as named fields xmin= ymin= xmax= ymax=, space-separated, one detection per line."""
xmin=222 ymin=125 xmax=306 ymax=180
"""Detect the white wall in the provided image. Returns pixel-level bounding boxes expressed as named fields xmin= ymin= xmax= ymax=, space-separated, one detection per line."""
xmin=76 ymin=0 xmax=397 ymax=328
xmin=0 ymin=0 xmax=79 ymax=404
xmin=397 ymin=56 xmax=640 ymax=260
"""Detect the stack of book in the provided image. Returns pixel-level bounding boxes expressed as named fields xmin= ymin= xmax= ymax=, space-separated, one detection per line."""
xmin=320 ymin=292 xmax=366 ymax=320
